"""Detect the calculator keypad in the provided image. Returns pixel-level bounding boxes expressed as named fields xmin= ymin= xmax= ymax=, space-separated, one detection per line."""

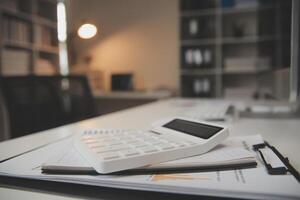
xmin=77 ymin=129 xmax=197 ymax=161
xmin=74 ymin=123 xmax=229 ymax=174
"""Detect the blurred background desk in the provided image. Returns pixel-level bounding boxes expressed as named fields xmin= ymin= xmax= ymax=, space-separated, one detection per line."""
xmin=93 ymin=91 xmax=172 ymax=115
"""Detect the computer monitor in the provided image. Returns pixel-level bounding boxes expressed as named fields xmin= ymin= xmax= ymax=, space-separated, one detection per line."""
xmin=111 ymin=73 xmax=134 ymax=91
xmin=290 ymin=0 xmax=300 ymax=102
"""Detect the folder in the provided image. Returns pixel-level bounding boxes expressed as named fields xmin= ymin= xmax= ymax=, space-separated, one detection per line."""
xmin=0 ymin=135 xmax=299 ymax=199
xmin=253 ymin=141 xmax=300 ymax=182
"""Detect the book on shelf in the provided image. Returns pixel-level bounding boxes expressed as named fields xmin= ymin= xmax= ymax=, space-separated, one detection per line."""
xmin=221 ymin=0 xmax=261 ymax=9
xmin=221 ymin=0 xmax=235 ymax=8
xmin=0 ymin=0 xmax=18 ymax=11
xmin=234 ymin=0 xmax=259 ymax=8
xmin=224 ymin=87 xmax=256 ymax=99
xmin=2 ymin=16 xmax=31 ymax=44
xmin=36 ymin=25 xmax=53 ymax=47
xmin=224 ymin=57 xmax=270 ymax=73
xmin=35 ymin=58 xmax=56 ymax=75
xmin=2 ymin=49 xmax=30 ymax=75
xmin=181 ymin=0 xmax=216 ymax=11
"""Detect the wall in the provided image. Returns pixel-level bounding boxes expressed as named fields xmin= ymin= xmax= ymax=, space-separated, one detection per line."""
xmin=68 ymin=0 xmax=179 ymax=92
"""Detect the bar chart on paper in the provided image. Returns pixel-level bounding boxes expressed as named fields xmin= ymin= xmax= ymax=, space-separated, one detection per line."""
xmin=149 ymin=174 xmax=212 ymax=182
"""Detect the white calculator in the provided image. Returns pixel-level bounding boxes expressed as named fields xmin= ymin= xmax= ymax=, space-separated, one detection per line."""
xmin=74 ymin=117 xmax=229 ymax=174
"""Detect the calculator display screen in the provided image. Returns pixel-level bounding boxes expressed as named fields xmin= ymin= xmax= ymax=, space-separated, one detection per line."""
xmin=163 ymin=119 xmax=223 ymax=139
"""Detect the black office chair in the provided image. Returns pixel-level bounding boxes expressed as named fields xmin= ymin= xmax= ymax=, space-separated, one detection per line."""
xmin=0 ymin=75 xmax=97 ymax=139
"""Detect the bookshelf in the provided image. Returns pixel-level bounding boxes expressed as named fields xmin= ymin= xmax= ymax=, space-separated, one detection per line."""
xmin=180 ymin=0 xmax=292 ymax=99
xmin=0 ymin=0 xmax=58 ymax=76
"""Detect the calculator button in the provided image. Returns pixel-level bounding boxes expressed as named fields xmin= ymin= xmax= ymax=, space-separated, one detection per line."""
xmin=185 ymin=140 xmax=197 ymax=145
xmin=135 ymin=134 xmax=151 ymax=139
xmin=102 ymin=139 xmax=118 ymax=143
xmin=149 ymin=141 xmax=163 ymax=145
xmin=96 ymin=136 xmax=111 ymax=141
xmin=96 ymin=145 xmax=130 ymax=153
xmin=141 ymin=146 xmax=159 ymax=153
xmin=163 ymin=138 xmax=181 ymax=143
xmin=121 ymin=149 xmax=140 ymax=156
xmin=119 ymin=136 xmax=134 ymax=141
xmin=152 ymin=142 xmax=165 ymax=146
xmin=109 ymin=141 xmax=123 ymax=146
xmin=112 ymin=129 xmax=122 ymax=134
xmin=85 ymin=130 xmax=93 ymax=134
xmin=88 ymin=143 xmax=106 ymax=148
xmin=143 ymin=138 xmax=160 ymax=144
xmin=132 ymin=143 xmax=148 ymax=148
xmin=126 ymin=139 xmax=140 ymax=144
xmin=84 ymin=140 xmax=98 ymax=144
xmin=172 ymin=142 xmax=186 ymax=148
xmin=133 ymin=134 xmax=143 ymax=138
xmin=127 ymin=131 xmax=141 ymax=137
xmin=82 ymin=135 xmax=93 ymax=140
xmin=88 ymin=143 xmax=106 ymax=149
xmin=116 ymin=132 xmax=126 ymax=137
xmin=100 ymin=152 xmax=120 ymax=160
xmin=155 ymin=143 xmax=175 ymax=150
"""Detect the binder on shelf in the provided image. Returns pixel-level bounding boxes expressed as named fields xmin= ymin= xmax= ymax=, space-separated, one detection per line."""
xmin=181 ymin=16 xmax=216 ymax=39
xmin=182 ymin=46 xmax=214 ymax=68
xmin=181 ymin=75 xmax=215 ymax=98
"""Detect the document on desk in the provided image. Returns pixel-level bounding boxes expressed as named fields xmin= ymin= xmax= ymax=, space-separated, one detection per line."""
xmin=0 ymin=135 xmax=299 ymax=200
xmin=42 ymin=138 xmax=257 ymax=173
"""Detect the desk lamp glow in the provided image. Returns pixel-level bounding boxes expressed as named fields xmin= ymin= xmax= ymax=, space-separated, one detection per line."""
xmin=76 ymin=22 xmax=98 ymax=73
xmin=77 ymin=23 xmax=98 ymax=39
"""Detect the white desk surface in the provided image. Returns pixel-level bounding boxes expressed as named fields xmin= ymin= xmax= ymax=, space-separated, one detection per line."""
xmin=0 ymin=98 xmax=299 ymax=199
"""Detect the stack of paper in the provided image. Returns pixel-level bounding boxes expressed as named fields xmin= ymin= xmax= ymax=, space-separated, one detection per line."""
xmin=42 ymin=137 xmax=256 ymax=174
xmin=0 ymin=134 xmax=299 ymax=199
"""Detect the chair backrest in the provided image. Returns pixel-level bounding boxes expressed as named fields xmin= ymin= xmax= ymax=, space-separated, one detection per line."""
xmin=0 ymin=75 xmax=96 ymax=138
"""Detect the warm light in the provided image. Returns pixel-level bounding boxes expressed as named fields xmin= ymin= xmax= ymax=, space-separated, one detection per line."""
xmin=57 ymin=1 xmax=69 ymax=75
xmin=77 ymin=23 xmax=97 ymax=39
xmin=57 ymin=2 xmax=67 ymax=42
